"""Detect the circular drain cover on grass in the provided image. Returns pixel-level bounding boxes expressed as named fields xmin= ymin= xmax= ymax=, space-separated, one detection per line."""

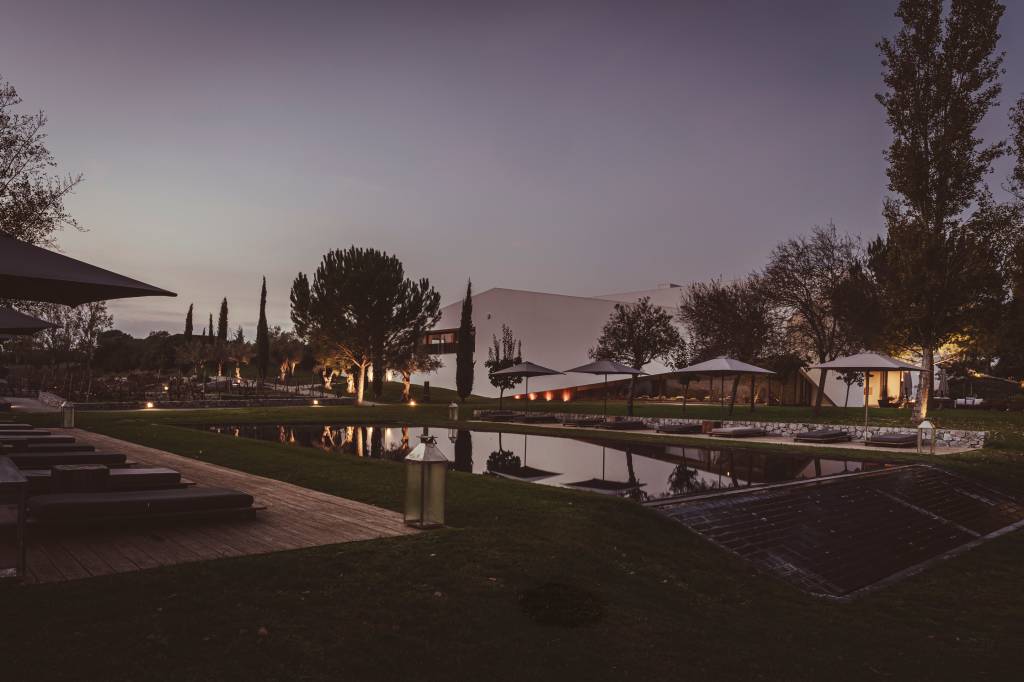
xmin=519 ymin=582 xmax=605 ymax=627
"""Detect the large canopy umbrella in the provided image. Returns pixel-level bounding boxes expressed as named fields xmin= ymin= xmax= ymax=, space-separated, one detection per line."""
xmin=810 ymin=352 xmax=923 ymax=438
xmin=492 ymin=361 xmax=563 ymax=413
xmin=0 ymin=236 xmax=176 ymax=305
xmin=565 ymin=359 xmax=645 ymax=419
xmin=675 ymin=356 xmax=775 ymax=415
xmin=0 ymin=307 xmax=52 ymax=336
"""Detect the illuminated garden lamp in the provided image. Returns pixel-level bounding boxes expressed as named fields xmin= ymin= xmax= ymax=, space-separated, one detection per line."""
xmin=404 ymin=435 xmax=449 ymax=529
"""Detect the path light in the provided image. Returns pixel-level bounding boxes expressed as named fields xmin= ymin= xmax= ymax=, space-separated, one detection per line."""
xmin=917 ymin=420 xmax=936 ymax=454
xmin=404 ymin=434 xmax=449 ymax=529
xmin=448 ymin=401 xmax=459 ymax=421
xmin=312 ymin=398 xmax=319 ymax=406
xmin=60 ymin=401 xmax=75 ymax=428
xmin=145 ymin=401 xmax=155 ymax=409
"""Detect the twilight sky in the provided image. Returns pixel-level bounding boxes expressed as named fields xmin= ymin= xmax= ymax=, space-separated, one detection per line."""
xmin=3 ymin=0 xmax=1024 ymax=337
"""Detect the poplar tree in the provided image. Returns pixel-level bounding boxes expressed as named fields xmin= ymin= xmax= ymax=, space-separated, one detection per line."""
xmin=256 ymin=277 xmax=270 ymax=383
xmin=184 ymin=304 xmax=193 ymax=341
xmin=217 ymin=298 xmax=229 ymax=342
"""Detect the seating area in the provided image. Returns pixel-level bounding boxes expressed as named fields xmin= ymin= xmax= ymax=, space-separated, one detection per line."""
xmin=795 ymin=428 xmax=853 ymax=444
xmin=0 ymin=420 xmax=258 ymax=579
xmin=865 ymin=433 xmax=920 ymax=448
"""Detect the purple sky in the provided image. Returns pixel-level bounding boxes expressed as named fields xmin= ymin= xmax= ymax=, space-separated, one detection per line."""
xmin=4 ymin=0 xmax=1024 ymax=337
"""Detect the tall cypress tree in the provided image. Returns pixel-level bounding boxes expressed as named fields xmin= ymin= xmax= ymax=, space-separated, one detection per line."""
xmin=184 ymin=304 xmax=193 ymax=341
xmin=208 ymin=313 xmax=214 ymax=343
xmin=256 ymin=277 xmax=270 ymax=382
xmin=217 ymin=298 xmax=229 ymax=342
xmin=455 ymin=279 xmax=475 ymax=403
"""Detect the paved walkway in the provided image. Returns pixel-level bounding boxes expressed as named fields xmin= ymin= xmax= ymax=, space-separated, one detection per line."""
xmin=14 ymin=429 xmax=415 ymax=584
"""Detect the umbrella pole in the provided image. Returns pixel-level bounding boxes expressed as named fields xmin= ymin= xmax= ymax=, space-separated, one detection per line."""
xmin=603 ymin=374 xmax=608 ymax=420
xmin=864 ymin=372 xmax=870 ymax=441
xmin=525 ymin=377 xmax=530 ymax=414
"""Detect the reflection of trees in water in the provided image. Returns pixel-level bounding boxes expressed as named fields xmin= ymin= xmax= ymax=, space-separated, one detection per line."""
xmin=486 ymin=449 xmax=521 ymax=473
xmin=623 ymin=449 xmax=648 ymax=502
xmin=370 ymin=426 xmax=383 ymax=458
xmin=667 ymin=460 xmax=714 ymax=496
xmin=453 ymin=429 xmax=473 ymax=472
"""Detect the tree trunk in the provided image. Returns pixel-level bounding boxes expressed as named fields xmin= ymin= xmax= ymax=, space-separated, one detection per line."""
xmin=727 ymin=375 xmax=741 ymax=416
xmin=682 ymin=379 xmax=690 ymax=414
xmin=356 ymin=363 xmax=367 ymax=405
xmin=498 ymin=388 xmax=504 ymax=411
xmin=914 ymin=347 xmax=933 ymax=421
xmin=626 ymin=375 xmax=637 ymax=416
xmin=844 ymin=382 xmax=851 ymax=408
xmin=813 ymin=367 xmax=827 ymax=416
xmin=749 ymin=375 xmax=756 ymax=412
xmin=402 ymin=371 xmax=411 ymax=402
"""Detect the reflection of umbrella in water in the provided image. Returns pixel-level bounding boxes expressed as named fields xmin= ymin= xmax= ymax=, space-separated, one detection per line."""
xmin=0 ymin=235 xmax=176 ymax=305
xmin=486 ymin=433 xmax=558 ymax=481
xmin=491 ymin=361 xmax=563 ymax=413
xmin=564 ymin=445 xmax=647 ymax=495
xmin=564 ymin=359 xmax=646 ymax=418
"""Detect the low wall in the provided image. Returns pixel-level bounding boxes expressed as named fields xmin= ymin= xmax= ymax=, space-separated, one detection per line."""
xmin=59 ymin=396 xmax=354 ymax=411
xmin=473 ymin=410 xmax=987 ymax=449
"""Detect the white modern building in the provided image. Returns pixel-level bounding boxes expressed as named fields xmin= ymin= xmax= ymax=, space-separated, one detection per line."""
xmin=411 ymin=284 xmax=926 ymax=408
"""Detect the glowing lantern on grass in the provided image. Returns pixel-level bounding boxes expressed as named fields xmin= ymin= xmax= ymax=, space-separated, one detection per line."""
xmin=404 ymin=434 xmax=449 ymax=529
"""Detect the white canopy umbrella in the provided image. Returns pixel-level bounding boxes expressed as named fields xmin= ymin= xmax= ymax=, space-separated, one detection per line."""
xmin=810 ymin=352 xmax=923 ymax=438
xmin=675 ymin=356 xmax=775 ymax=414
xmin=565 ymin=359 xmax=645 ymax=419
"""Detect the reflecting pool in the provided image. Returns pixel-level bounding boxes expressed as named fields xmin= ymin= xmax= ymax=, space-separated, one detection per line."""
xmin=196 ymin=423 xmax=892 ymax=501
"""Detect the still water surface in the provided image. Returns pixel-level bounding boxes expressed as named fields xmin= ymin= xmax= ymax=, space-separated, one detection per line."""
xmin=197 ymin=423 xmax=891 ymax=501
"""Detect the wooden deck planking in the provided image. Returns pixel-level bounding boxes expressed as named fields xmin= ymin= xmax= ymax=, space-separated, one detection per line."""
xmin=17 ymin=429 xmax=416 ymax=584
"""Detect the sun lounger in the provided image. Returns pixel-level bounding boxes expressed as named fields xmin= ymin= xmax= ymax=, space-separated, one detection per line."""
xmin=0 ymin=435 xmax=75 ymax=450
xmin=0 ymin=423 xmax=34 ymax=431
xmin=0 ymin=430 xmax=51 ymax=437
xmin=794 ymin=429 xmax=853 ymax=443
xmin=28 ymin=487 xmax=256 ymax=523
xmin=22 ymin=467 xmax=184 ymax=495
xmin=865 ymin=433 xmax=918 ymax=448
xmin=656 ymin=423 xmax=702 ymax=435
xmin=710 ymin=427 xmax=767 ymax=438
xmin=595 ymin=420 xmax=648 ymax=430
xmin=7 ymin=451 xmax=128 ymax=469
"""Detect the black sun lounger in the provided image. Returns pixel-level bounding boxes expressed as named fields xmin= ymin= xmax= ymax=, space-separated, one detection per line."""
xmin=5 ymin=442 xmax=95 ymax=453
xmin=865 ymin=433 xmax=919 ymax=448
xmin=7 ymin=451 xmax=128 ymax=469
xmin=0 ymin=423 xmax=34 ymax=431
xmin=0 ymin=435 xmax=75 ymax=451
xmin=28 ymin=487 xmax=256 ymax=523
xmin=0 ymin=430 xmax=51 ymax=437
xmin=794 ymin=429 xmax=853 ymax=444
xmin=22 ymin=467 xmax=184 ymax=495
xmin=657 ymin=423 xmax=702 ymax=434
xmin=595 ymin=420 xmax=648 ymax=430
xmin=710 ymin=427 xmax=767 ymax=438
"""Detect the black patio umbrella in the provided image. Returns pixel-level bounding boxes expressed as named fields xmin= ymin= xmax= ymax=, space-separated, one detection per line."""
xmin=491 ymin=361 xmax=563 ymax=413
xmin=0 ymin=307 xmax=52 ymax=336
xmin=565 ymin=359 xmax=646 ymax=419
xmin=0 ymin=236 xmax=176 ymax=305
xmin=675 ymin=356 xmax=775 ymax=415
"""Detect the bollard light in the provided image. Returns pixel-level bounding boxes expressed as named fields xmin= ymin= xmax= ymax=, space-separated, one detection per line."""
xmin=917 ymin=420 xmax=936 ymax=454
xmin=404 ymin=434 xmax=449 ymax=529
xmin=448 ymin=401 xmax=459 ymax=421
xmin=60 ymin=402 xmax=75 ymax=428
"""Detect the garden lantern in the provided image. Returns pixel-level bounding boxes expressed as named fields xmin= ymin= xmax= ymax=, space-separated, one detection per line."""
xmin=917 ymin=420 xmax=936 ymax=454
xmin=448 ymin=401 xmax=459 ymax=421
xmin=404 ymin=434 xmax=449 ymax=529
xmin=60 ymin=402 xmax=75 ymax=428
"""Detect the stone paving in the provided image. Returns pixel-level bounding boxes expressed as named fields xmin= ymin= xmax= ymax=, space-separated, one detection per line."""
xmin=652 ymin=465 xmax=1024 ymax=598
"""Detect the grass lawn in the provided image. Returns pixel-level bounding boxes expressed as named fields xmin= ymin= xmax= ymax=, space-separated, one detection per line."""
xmin=2 ymin=403 xmax=1023 ymax=681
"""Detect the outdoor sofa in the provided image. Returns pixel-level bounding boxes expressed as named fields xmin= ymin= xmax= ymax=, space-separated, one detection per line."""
xmin=865 ymin=433 xmax=919 ymax=448
xmin=710 ymin=426 xmax=767 ymax=438
xmin=794 ymin=429 xmax=853 ymax=444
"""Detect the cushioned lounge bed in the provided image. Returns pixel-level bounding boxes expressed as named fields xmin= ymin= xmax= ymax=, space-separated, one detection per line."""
xmin=595 ymin=420 xmax=648 ymax=431
xmin=865 ymin=433 xmax=918 ymax=448
xmin=29 ymin=487 xmax=256 ymax=523
xmin=8 ymin=451 xmax=128 ymax=468
xmin=710 ymin=427 xmax=767 ymax=438
xmin=0 ymin=435 xmax=76 ymax=450
xmin=0 ymin=423 xmax=34 ymax=430
xmin=22 ymin=467 xmax=183 ymax=495
xmin=794 ymin=429 xmax=853 ymax=443
xmin=561 ymin=417 xmax=606 ymax=427
xmin=657 ymin=423 xmax=702 ymax=435
xmin=0 ymin=430 xmax=51 ymax=437
xmin=4 ymin=442 xmax=96 ymax=453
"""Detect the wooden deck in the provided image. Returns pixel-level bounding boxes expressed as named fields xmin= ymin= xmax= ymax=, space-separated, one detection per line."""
xmin=10 ymin=429 xmax=416 ymax=584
